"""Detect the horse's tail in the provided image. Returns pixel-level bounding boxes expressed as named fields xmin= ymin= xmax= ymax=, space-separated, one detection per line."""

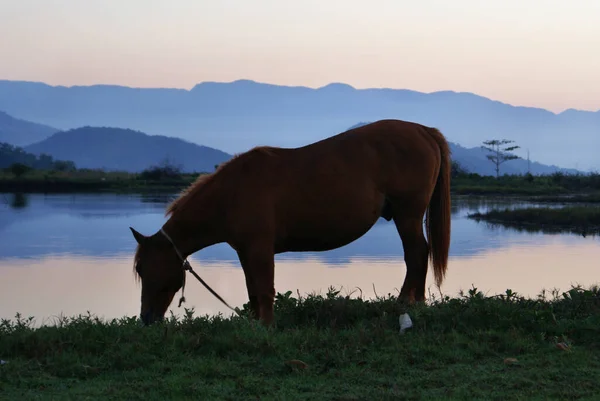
xmin=424 ymin=127 xmax=452 ymax=288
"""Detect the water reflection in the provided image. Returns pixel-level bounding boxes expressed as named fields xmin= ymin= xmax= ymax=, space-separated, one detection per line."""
xmin=1 ymin=192 xmax=599 ymax=324
xmin=6 ymin=192 xmax=29 ymax=209
xmin=0 ymin=193 xmax=592 ymax=263
xmin=1 ymin=242 xmax=598 ymax=326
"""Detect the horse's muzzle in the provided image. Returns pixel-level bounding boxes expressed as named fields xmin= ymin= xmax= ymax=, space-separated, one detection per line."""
xmin=141 ymin=310 xmax=162 ymax=326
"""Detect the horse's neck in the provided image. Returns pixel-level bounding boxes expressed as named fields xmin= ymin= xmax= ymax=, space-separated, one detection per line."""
xmin=161 ymin=191 xmax=226 ymax=258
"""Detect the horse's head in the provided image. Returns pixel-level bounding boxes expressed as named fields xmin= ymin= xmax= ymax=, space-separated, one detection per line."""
xmin=130 ymin=227 xmax=185 ymax=325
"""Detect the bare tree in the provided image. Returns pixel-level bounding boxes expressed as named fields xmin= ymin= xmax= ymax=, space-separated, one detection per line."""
xmin=481 ymin=139 xmax=520 ymax=178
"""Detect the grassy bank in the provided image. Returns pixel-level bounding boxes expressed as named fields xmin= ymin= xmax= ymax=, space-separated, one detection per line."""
xmin=1 ymin=287 xmax=599 ymax=400
xmin=452 ymin=171 xmax=600 ymax=197
xmin=452 ymin=185 xmax=569 ymax=196
xmin=468 ymin=205 xmax=600 ymax=236
xmin=2 ymin=168 xmax=600 ymax=198
xmin=531 ymin=193 xmax=600 ymax=204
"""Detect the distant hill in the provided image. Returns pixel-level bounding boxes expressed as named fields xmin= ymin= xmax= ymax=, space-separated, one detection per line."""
xmin=0 ymin=110 xmax=58 ymax=147
xmin=348 ymin=122 xmax=579 ymax=176
xmin=24 ymin=126 xmax=232 ymax=173
xmin=0 ymin=79 xmax=598 ymax=171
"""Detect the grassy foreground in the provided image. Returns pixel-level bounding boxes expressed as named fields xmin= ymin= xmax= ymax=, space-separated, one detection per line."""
xmin=468 ymin=205 xmax=600 ymax=236
xmin=1 ymin=286 xmax=600 ymax=400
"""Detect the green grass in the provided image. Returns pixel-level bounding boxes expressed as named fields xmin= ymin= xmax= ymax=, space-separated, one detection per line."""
xmin=468 ymin=205 xmax=600 ymax=236
xmin=1 ymin=286 xmax=599 ymax=400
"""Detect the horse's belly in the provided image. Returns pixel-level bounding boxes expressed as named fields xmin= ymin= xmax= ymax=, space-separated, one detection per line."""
xmin=276 ymin=217 xmax=377 ymax=253
xmin=274 ymin=180 xmax=386 ymax=253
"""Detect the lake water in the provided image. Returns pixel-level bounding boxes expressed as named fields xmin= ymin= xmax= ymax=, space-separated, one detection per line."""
xmin=1 ymin=192 xmax=599 ymax=326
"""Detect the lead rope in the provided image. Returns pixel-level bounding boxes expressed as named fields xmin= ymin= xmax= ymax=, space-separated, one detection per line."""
xmin=159 ymin=228 xmax=240 ymax=315
xmin=178 ymin=261 xmax=188 ymax=307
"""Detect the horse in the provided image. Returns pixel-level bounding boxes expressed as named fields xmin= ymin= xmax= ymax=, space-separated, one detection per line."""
xmin=130 ymin=119 xmax=451 ymax=326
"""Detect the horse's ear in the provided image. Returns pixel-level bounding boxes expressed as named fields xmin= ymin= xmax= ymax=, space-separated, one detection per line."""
xmin=129 ymin=227 xmax=147 ymax=245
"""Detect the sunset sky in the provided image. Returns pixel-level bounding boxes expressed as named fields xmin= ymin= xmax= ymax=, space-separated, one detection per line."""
xmin=1 ymin=0 xmax=599 ymax=113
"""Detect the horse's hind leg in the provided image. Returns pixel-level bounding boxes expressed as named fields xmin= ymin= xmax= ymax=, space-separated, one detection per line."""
xmin=392 ymin=210 xmax=429 ymax=304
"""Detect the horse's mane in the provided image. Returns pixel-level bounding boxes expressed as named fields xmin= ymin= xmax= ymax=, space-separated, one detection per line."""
xmin=165 ymin=173 xmax=214 ymax=217
xmin=165 ymin=146 xmax=277 ymax=218
xmin=133 ymin=244 xmax=142 ymax=282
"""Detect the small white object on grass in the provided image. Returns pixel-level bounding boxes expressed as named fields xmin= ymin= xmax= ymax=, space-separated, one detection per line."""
xmin=399 ymin=313 xmax=413 ymax=334
xmin=0 ymin=360 xmax=7 ymax=365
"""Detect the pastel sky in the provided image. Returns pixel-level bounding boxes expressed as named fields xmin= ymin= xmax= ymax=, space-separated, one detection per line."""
xmin=1 ymin=0 xmax=599 ymax=113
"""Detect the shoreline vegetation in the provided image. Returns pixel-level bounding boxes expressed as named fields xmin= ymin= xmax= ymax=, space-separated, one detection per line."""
xmin=1 ymin=286 xmax=599 ymax=399
xmin=0 ymin=165 xmax=201 ymax=194
xmin=450 ymin=172 xmax=600 ymax=197
xmin=468 ymin=205 xmax=600 ymax=236
xmin=1 ymin=163 xmax=600 ymax=197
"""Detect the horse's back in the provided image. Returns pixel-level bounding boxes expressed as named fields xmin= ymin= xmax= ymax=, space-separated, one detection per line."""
xmin=227 ymin=119 xmax=444 ymax=200
xmin=289 ymin=119 xmax=443 ymax=190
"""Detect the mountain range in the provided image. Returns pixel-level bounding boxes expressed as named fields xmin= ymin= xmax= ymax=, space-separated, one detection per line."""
xmin=0 ymin=79 xmax=598 ymax=172
xmin=0 ymin=113 xmax=577 ymax=176
xmin=0 ymin=110 xmax=58 ymax=146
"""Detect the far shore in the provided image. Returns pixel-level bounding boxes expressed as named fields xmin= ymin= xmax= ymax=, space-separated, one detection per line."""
xmin=2 ymin=169 xmax=600 ymax=199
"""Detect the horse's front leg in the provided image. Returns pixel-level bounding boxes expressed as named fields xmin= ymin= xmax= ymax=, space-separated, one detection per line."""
xmin=237 ymin=242 xmax=276 ymax=326
xmin=237 ymin=251 xmax=261 ymax=320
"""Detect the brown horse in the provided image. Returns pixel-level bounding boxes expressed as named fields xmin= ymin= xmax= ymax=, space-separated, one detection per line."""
xmin=130 ymin=119 xmax=451 ymax=326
